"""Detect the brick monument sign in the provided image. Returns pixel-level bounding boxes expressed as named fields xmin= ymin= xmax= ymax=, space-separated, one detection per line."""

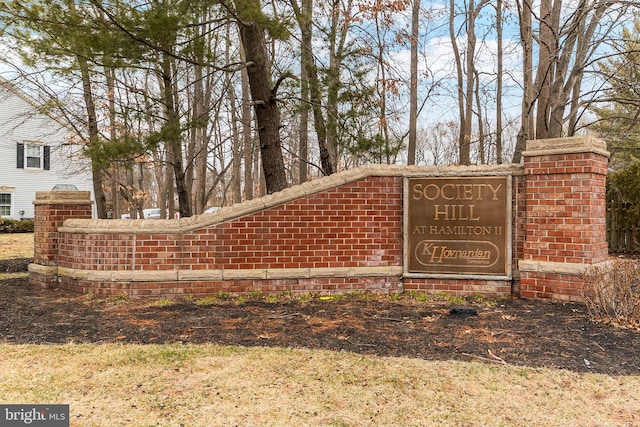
xmin=29 ymin=136 xmax=608 ymax=302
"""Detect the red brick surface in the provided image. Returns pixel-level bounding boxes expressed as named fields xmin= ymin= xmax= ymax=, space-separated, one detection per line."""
xmin=56 ymin=177 xmax=404 ymax=273
xmin=519 ymin=272 xmax=584 ymax=302
xmin=33 ymin=203 xmax=92 ymax=266
xmin=520 ymin=150 xmax=609 ymax=300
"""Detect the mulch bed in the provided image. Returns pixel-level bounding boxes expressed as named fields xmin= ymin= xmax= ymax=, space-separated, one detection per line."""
xmin=1 ymin=258 xmax=638 ymax=376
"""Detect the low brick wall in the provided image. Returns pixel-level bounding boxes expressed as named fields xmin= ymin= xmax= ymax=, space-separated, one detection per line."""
xmin=28 ymin=137 xmax=609 ymax=302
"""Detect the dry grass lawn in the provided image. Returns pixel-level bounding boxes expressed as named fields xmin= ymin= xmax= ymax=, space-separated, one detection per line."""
xmin=0 ymin=233 xmax=33 ymax=259
xmin=1 ymin=344 xmax=639 ymax=426
xmin=1 ymin=233 xmax=639 ymax=426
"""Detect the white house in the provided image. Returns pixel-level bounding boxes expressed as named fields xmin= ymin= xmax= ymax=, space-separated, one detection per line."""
xmin=0 ymin=79 xmax=94 ymax=220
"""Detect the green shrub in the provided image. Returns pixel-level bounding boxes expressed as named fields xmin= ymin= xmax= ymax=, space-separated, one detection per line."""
xmin=582 ymin=259 xmax=640 ymax=328
xmin=0 ymin=219 xmax=34 ymax=233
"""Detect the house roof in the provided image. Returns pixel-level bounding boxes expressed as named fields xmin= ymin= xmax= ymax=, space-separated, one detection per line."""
xmin=0 ymin=75 xmax=77 ymax=132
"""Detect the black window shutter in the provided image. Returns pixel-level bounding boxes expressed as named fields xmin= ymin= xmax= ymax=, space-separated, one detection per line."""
xmin=43 ymin=146 xmax=50 ymax=170
xmin=16 ymin=143 xmax=24 ymax=169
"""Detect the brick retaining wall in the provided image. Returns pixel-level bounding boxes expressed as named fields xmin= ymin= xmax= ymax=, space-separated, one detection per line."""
xmin=29 ymin=137 xmax=609 ymax=302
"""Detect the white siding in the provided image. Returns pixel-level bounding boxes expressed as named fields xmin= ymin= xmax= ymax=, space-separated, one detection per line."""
xmin=0 ymin=85 xmax=94 ymax=219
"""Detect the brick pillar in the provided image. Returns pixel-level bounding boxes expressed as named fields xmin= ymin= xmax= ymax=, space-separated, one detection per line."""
xmin=519 ymin=136 xmax=609 ymax=302
xmin=29 ymin=190 xmax=93 ymax=288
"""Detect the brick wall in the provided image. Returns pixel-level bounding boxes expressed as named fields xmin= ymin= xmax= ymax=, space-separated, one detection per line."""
xmin=29 ymin=137 xmax=609 ymax=302
xmin=52 ymin=175 xmax=407 ymax=297
xmin=55 ymin=176 xmax=402 ymax=272
xmin=33 ymin=192 xmax=93 ymax=265
xmin=29 ymin=191 xmax=93 ymax=288
xmin=31 ymin=165 xmax=525 ymax=298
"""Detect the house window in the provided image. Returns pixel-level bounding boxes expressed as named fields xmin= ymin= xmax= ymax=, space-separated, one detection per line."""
xmin=17 ymin=143 xmax=50 ymax=170
xmin=0 ymin=193 xmax=11 ymax=217
xmin=26 ymin=144 xmax=42 ymax=168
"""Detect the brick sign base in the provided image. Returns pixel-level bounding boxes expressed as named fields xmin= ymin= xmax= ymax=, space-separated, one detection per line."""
xmin=29 ymin=137 xmax=609 ymax=303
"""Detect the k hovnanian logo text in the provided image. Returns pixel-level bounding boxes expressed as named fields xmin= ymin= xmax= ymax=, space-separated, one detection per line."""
xmin=414 ymin=240 xmax=500 ymax=269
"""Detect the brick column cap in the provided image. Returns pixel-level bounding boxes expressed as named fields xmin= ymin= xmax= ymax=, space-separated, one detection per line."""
xmin=33 ymin=190 xmax=93 ymax=206
xmin=522 ymin=135 xmax=609 ymax=159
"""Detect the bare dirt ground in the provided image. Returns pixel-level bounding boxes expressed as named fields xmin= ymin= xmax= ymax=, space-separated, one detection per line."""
xmin=1 ymin=257 xmax=638 ymax=376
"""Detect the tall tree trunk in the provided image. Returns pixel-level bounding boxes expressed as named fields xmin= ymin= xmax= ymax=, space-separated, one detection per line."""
xmin=105 ymin=66 xmax=118 ymax=217
xmin=534 ymin=0 xmax=562 ymax=140
xmin=191 ymin=7 xmax=210 ymax=213
xmin=327 ymin=0 xmax=341 ymax=168
xmin=495 ymin=0 xmax=503 ymax=164
xmin=237 ymin=35 xmax=255 ymax=201
xmin=194 ymin=63 xmax=210 ymax=213
xmin=374 ymin=14 xmax=391 ymax=164
xmin=229 ymin=79 xmax=243 ymax=203
xmin=462 ymin=0 xmax=480 ymax=166
xmin=449 ymin=0 xmax=466 ymax=165
xmin=237 ymin=4 xmax=288 ymax=194
xmin=241 ymin=61 xmax=255 ymax=200
xmin=226 ymin=24 xmax=243 ymax=204
xmin=324 ymin=0 xmax=354 ymax=169
xmin=474 ymin=69 xmax=485 ymax=164
xmin=142 ymin=78 xmax=168 ymax=216
xmin=78 ymin=56 xmax=108 ymax=218
xmin=407 ymin=0 xmax=420 ymax=165
xmin=185 ymin=71 xmax=197 ymax=213
xmin=126 ymin=166 xmax=137 ymax=218
xmin=299 ymin=41 xmax=309 ymax=183
xmin=296 ymin=0 xmax=335 ymax=175
xmin=165 ymin=146 xmax=176 ymax=218
xmin=298 ymin=0 xmax=310 ymax=182
xmin=513 ymin=0 xmax=533 ymax=163
xmin=567 ymin=77 xmax=583 ymax=135
xmin=160 ymin=52 xmax=192 ymax=217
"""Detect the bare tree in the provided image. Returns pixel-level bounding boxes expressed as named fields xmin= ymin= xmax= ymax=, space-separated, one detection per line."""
xmin=408 ymin=0 xmax=421 ymax=165
xmin=290 ymin=0 xmax=337 ymax=175
xmin=495 ymin=0 xmax=503 ymax=164
xmin=449 ymin=0 xmax=489 ymax=165
xmin=235 ymin=0 xmax=288 ymax=194
xmin=513 ymin=0 xmax=630 ymax=162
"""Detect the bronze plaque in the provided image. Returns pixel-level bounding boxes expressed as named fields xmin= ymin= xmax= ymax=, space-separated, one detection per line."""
xmin=406 ymin=176 xmax=509 ymax=275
